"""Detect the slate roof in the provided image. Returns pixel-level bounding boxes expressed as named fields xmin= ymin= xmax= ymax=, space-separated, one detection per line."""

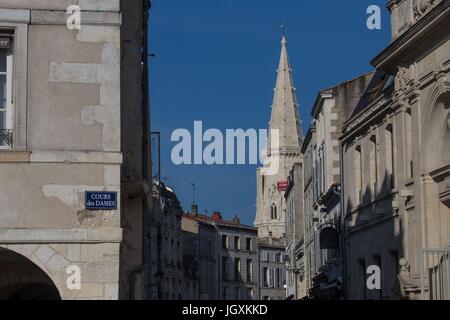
xmin=349 ymin=70 xmax=394 ymax=119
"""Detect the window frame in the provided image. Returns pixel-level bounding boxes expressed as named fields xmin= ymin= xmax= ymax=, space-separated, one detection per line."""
xmin=0 ymin=10 xmax=30 ymax=151
xmin=0 ymin=35 xmax=14 ymax=149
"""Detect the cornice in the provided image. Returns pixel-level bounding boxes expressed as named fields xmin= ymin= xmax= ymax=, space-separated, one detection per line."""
xmin=371 ymin=0 xmax=450 ymax=72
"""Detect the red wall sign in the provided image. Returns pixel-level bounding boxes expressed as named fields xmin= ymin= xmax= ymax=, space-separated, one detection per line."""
xmin=277 ymin=181 xmax=289 ymax=192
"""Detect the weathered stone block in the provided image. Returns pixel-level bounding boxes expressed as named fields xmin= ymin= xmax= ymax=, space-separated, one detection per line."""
xmin=47 ymin=253 xmax=70 ymax=272
xmin=67 ymin=244 xmax=81 ymax=261
xmin=103 ymin=283 xmax=119 ymax=300
xmin=49 ymin=62 xmax=97 ymax=84
xmin=34 ymin=245 xmax=55 ymax=264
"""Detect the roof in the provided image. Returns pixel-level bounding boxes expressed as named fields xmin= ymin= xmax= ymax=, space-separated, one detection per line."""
xmin=310 ymin=72 xmax=374 ymax=119
xmin=184 ymin=213 xmax=257 ymax=232
xmin=258 ymin=236 xmax=285 ymax=248
xmin=154 ymin=179 xmax=182 ymax=212
xmin=301 ymin=125 xmax=316 ymax=154
xmin=349 ymin=70 xmax=394 ymax=119
xmin=267 ymin=35 xmax=304 ymax=152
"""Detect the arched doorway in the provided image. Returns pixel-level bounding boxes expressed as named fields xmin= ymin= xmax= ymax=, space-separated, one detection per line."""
xmin=0 ymin=247 xmax=61 ymax=300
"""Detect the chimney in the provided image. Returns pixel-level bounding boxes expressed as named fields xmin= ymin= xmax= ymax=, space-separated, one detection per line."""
xmin=191 ymin=204 xmax=198 ymax=215
xmin=211 ymin=211 xmax=222 ymax=221
xmin=232 ymin=214 xmax=240 ymax=225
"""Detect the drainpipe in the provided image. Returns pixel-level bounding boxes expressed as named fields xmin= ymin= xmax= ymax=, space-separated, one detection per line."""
xmin=142 ymin=0 xmax=152 ymax=300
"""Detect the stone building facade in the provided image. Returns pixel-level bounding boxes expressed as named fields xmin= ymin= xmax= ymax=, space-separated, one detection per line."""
xmin=153 ymin=181 xmax=184 ymax=300
xmin=181 ymin=213 xmax=219 ymax=300
xmin=258 ymin=237 xmax=286 ymax=300
xmin=0 ymin=0 xmax=151 ymax=300
xmin=120 ymin=0 xmax=153 ymax=300
xmin=216 ymin=214 xmax=259 ymax=300
xmin=302 ymin=126 xmax=316 ymax=298
xmin=284 ymin=163 xmax=306 ymax=299
xmin=342 ymin=0 xmax=450 ymax=300
xmin=301 ymin=75 xmax=372 ymax=300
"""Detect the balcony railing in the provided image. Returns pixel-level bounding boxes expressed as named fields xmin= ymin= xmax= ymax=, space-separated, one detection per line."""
xmin=420 ymin=247 xmax=450 ymax=300
xmin=0 ymin=129 xmax=13 ymax=148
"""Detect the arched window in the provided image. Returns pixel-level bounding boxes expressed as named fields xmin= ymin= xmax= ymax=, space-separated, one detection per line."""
xmin=270 ymin=203 xmax=277 ymax=220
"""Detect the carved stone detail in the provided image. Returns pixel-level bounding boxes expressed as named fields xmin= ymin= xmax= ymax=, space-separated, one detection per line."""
xmin=413 ymin=0 xmax=441 ymax=21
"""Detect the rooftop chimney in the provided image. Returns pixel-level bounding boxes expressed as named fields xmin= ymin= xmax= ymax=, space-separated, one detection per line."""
xmin=211 ymin=211 xmax=222 ymax=221
xmin=232 ymin=214 xmax=240 ymax=225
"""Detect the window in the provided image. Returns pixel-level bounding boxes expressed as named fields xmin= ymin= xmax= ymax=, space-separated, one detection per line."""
xmin=263 ymin=267 xmax=268 ymax=287
xmin=246 ymin=237 xmax=252 ymax=251
xmin=263 ymin=267 xmax=271 ymax=288
xmin=222 ymin=256 xmax=228 ymax=281
xmin=355 ymin=146 xmax=362 ymax=204
xmin=0 ymin=34 xmax=13 ymax=149
xmin=234 ymin=236 xmax=240 ymax=250
xmin=385 ymin=125 xmax=395 ymax=189
xmin=275 ymin=252 xmax=283 ymax=263
xmin=262 ymin=251 xmax=268 ymax=262
xmin=275 ymin=268 xmax=281 ymax=288
xmin=246 ymin=259 xmax=252 ymax=283
xmin=274 ymin=252 xmax=279 ymax=262
xmin=405 ymin=109 xmax=413 ymax=178
xmin=369 ymin=135 xmax=378 ymax=196
xmin=222 ymin=235 xmax=228 ymax=249
xmin=268 ymin=268 xmax=274 ymax=288
xmin=270 ymin=203 xmax=277 ymax=220
xmin=234 ymin=258 xmax=241 ymax=281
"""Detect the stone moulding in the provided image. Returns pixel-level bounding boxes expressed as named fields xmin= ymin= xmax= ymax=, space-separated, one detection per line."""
xmin=371 ymin=0 xmax=450 ymax=72
xmin=0 ymin=8 xmax=30 ymax=23
xmin=0 ymin=0 xmax=120 ymax=12
xmin=30 ymin=10 xmax=121 ymax=27
xmin=0 ymin=228 xmax=123 ymax=244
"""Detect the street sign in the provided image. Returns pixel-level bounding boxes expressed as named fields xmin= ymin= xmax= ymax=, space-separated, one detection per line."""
xmin=277 ymin=181 xmax=289 ymax=192
xmin=85 ymin=191 xmax=117 ymax=210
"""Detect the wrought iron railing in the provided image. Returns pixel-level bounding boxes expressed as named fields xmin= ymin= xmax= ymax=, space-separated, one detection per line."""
xmin=420 ymin=247 xmax=450 ymax=300
xmin=0 ymin=129 xmax=13 ymax=148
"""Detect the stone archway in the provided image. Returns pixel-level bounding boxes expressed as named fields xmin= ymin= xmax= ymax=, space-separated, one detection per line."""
xmin=423 ymin=93 xmax=450 ymax=173
xmin=0 ymin=247 xmax=61 ymax=300
xmin=421 ymin=91 xmax=450 ymax=249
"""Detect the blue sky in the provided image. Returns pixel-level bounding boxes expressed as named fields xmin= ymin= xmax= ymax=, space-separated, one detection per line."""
xmin=149 ymin=0 xmax=391 ymax=225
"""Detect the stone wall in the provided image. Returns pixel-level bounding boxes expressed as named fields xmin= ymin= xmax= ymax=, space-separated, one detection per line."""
xmin=0 ymin=1 xmax=122 ymax=300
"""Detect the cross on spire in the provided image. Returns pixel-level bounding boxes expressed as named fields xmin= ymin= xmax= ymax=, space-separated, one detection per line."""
xmin=281 ymin=18 xmax=286 ymax=37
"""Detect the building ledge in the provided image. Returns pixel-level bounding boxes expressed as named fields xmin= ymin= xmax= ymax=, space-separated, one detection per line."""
xmin=0 ymin=151 xmax=31 ymax=162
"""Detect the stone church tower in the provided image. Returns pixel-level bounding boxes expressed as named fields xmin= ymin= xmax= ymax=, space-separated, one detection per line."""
xmin=255 ymin=34 xmax=303 ymax=240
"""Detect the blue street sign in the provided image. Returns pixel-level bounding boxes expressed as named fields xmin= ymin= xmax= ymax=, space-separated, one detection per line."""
xmin=85 ymin=191 xmax=117 ymax=210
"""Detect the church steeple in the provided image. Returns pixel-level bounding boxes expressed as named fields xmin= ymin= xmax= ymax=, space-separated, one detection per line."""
xmin=255 ymin=31 xmax=303 ymax=240
xmin=268 ymin=32 xmax=303 ymax=154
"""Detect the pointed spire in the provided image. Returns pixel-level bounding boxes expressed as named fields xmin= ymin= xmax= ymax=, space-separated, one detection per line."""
xmin=268 ymin=31 xmax=303 ymax=154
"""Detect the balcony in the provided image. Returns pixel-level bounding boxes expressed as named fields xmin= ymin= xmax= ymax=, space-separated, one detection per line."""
xmin=0 ymin=129 xmax=13 ymax=149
